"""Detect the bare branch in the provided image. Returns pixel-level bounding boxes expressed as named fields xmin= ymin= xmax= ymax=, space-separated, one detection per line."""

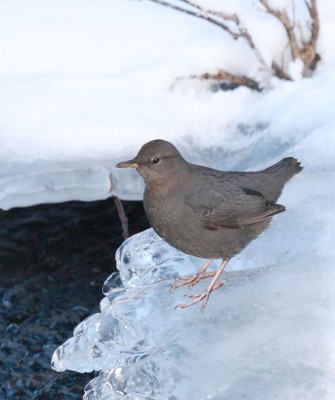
xmin=271 ymin=61 xmax=292 ymax=81
xmin=178 ymin=0 xmax=239 ymax=22
xmin=147 ymin=0 xmax=240 ymax=35
xmin=259 ymin=0 xmax=300 ymax=60
xmin=194 ymin=70 xmax=260 ymax=91
xmin=258 ymin=0 xmax=320 ymax=76
xmin=298 ymin=0 xmax=320 ymax=72
xmin=306 ymin=0 xmax=319 ymax=51
xmin=179 ymin=0 xmax=205 ymax=13
xmin=147 ymin=0 xmax=271 ymax=76
xmin=144 ymin=0 xmax=320 ymax=88
xmin=113 ymin=196 xmax=129 ymax=240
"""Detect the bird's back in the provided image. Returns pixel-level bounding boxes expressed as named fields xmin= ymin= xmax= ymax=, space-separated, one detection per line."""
xmin=190 ymin=157 xmax=302 ymax=203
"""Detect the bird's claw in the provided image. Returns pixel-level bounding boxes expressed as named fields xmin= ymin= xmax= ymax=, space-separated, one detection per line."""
xmin=175 ymin=281 xmax=225 ymax=311
xmin=173 ymin=259 xmax=229 ymax=311
xmin=171 ymin=271 xmax=217 ymax=291
xmin=175 ymin=293 xmax=207 ymax=310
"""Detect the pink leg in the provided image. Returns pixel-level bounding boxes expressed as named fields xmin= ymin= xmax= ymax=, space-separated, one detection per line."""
xmin=176 ymin=258 xmax=230 ymax=312
xmin=171 ymin=258 xmax=214 ymax=290
xmin=186 ymin=281 xmax=224 ymax=299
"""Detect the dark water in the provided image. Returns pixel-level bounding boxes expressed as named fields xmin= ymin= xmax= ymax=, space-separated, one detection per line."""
xmin=0 ymin=199 xmax=149 ymax=399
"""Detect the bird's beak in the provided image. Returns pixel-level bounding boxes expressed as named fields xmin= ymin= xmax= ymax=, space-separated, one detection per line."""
xmin=116 ymin=159 xmax=139 ymax=169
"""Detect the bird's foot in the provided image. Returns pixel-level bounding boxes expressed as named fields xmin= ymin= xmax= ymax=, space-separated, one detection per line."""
xmin=171 ymin=271 xmax=216 ymax=291
xmin=176 ymin=281 xmax=224 ymax=312
xmin=171 ymin=259 xmax=214 ymax=291
xmin=174 ymin=259 xmax=229 ymax=311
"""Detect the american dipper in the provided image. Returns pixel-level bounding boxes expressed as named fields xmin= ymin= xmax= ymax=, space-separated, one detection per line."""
xmin=117 ymin=139 xmax=302 ymax=310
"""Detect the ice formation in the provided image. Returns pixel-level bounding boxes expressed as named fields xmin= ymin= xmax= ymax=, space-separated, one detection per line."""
xmin=52 ymin=171 xmax=335 ymax=399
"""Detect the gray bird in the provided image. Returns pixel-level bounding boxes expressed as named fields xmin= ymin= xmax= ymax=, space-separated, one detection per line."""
xmin=117 ymin=139 xmax=302 ymax=310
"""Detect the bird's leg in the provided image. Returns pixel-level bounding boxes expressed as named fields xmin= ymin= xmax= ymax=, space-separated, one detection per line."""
xmin=186 ymin=281 xmax=224 ymax=299
xmin=176 ymin=258 xmax=230 ymax=311
xmin=171 ymin=258 xmax=214 ymax=290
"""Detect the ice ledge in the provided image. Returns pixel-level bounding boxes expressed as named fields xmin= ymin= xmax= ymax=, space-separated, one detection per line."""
xmin=0 ymin=160 xmax=144 ymax=210
xmin=0 ymin=126 xmax=308 ymax=210
xmin=1 ymin=133 xmax=333 ymax=210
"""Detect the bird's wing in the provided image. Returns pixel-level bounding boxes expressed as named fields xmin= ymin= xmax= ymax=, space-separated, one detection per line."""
xmin=185 ymin=184 xmax=285 ymax=230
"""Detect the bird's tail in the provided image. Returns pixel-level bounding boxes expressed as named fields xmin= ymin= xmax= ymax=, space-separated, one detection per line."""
xmin=262 ymin=157 xmax=303 ymax=180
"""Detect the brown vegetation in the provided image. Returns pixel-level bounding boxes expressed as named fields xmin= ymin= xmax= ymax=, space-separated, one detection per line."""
xmin=145 ymin=0 xmax=320 ymax=90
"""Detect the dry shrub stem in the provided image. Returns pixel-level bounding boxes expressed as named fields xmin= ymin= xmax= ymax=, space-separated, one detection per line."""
xmin=144 ymin=0 xmax=320 ymax=89
xmin=259 ymin=0 xmax=320 ymax=76
xmin=113 ymin=196 xmax=129 ymax=240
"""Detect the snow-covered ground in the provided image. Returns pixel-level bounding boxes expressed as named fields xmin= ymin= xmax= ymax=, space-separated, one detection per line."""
xmin=1 ymin=0 xmax=335 ymax=209
xmin=1 ymin=0 xmax=335 ymax=398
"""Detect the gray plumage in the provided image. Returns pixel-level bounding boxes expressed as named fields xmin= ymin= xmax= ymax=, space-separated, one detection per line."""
xmin=117 ymin=139 xmax=302 ymax=309
xmin=117 ymin=139 xmax=302 ymax=259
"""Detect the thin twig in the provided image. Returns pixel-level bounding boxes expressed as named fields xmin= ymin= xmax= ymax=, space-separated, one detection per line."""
xmin=259 ymin=0 xmax=300 ymax=61
xmin=259 ymin=0 xmax=320 ymax=76
xmin=180 ymin=0 xmax=239 ymax=22
xmin=113 ymin=196 xmax=129 ymax=240
xmin=144 ymin=0 xmax=320 ymax=86
xmin=147 ymin=0 xmax=271 ymax=79
xmin=147 ymin=0 xmax=237 ymax=33
xmin=199 ymin=70 xmax=261 ymax=90
xmin=305 ymin=0 xmax=320 ymax=69
xmin=271 ymin=61 xmax=292 ymax=81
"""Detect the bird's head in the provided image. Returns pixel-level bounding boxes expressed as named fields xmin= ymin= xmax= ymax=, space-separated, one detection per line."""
xmin=116 ymin=139 xmax=189 ymax=185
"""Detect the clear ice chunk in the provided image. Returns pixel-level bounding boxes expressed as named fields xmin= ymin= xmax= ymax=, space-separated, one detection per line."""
xmin=114 ymin=228 xmax=212 ymax=288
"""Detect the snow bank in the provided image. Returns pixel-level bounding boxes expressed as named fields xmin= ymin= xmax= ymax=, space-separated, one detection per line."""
xmin=1 ymin=0 xmax=335 ymax=209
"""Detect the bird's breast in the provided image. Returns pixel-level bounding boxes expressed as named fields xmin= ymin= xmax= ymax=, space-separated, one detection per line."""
xmin=144 ymin=187 xmax=187 ymax=236
xmin=143 ymin=185 xmax=211 ymax=257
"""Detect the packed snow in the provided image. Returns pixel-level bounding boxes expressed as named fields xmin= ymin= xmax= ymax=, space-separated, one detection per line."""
xmin=1 ymin=0 xmax=334 ymax=398
xmin=1 ymin=0 xmax=335 ymax=209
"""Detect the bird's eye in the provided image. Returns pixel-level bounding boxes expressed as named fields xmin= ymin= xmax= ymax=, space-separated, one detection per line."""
xmin=151 ymin=157 xmax=160 ymax=164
